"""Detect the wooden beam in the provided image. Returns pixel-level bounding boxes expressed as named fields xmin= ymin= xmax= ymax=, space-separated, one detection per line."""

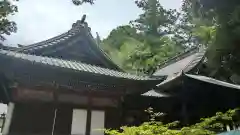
xmin=13 ymin=88 xmax=54 ymax=102
xmin=15 ymin=81 xmax=125 ymax=98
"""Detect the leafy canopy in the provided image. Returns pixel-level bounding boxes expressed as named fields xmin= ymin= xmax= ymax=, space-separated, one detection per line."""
xmin=0 ymin=0 xmax=18 ymax=41
xmin=182 ymin=0 xmax=240 ymax=82
xmin=101 ymin=0 xmax=184 ymax=75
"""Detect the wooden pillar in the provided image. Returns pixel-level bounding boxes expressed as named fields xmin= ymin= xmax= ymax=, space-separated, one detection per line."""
xmin=85 ymin=108 xmax=92 ymax=135
xmin=2 ymin=102 xmax=15 ymax=135
xmin=51 ymin=83 xmax=59 ymax=135
xmin=119 ymin=96 xmax=124 ymax=127
xmin=86 ymin=95 xmax=92 ymax=135
xmin=180 ymin=75 xmax=189 ymax=125
xmin=181 ymin=102 xmax=188 ymax=125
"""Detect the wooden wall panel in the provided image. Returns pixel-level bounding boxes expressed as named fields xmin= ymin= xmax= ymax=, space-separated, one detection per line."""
xmin=13 ymin=88 xmax=53 ymax=102
xmin=9 ymin=103 xmax=55 ymax=135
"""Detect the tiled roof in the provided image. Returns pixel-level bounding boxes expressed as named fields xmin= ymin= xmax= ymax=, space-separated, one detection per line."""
xmin=155 ymin=47 xmax=206 ymax=92
xmin=154 ymin=47 xmax=206 ymax=76
xmin=16 ymin=32 xmax=76 ymax=52
xmin=16 ymin=20 xmax=92 ymax=53
xmin=185 ymin=74 xmax=240 ymax=90
xmin=155 ymin=73 xmax=240 ymax=94
xmin=157 ymin=47 xmax=199 ymax=70
xmin=0 ymin=50 xmax=161 ymax=81
xmin=0 ymin=44 xmax=18 ymax=51
xmin=156 ymin=73 xmax=182 ymax=87
xmin=13 ymin=19 xmax=122 ymax=71
xmin=183 ymin=48 xmax=206 ymax=72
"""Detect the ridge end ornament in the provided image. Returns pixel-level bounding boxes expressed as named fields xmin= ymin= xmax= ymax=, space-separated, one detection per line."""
xmin=71 ymin=14 xmax=89 ymax=31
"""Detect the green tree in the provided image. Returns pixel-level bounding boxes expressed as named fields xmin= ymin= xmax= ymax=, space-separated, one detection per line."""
xmin=102 ymin=25 xmax=139 ymax=50
xmin=128 ymin=0 xmax=183 ymax=74
xmin=171 ymin=0 xmax=217 ymax=48
xmin=0 ymin=0 xmax=18 ymax=41
xmin=182 ymin=0 xmax=240 ymax=82
xmin=133 ymin=0 xmax=179 ymax=36
xmin=101 ymin=0 xmax=184 ymax=75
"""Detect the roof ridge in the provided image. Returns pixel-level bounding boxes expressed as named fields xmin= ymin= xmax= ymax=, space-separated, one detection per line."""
xmin=0 ymin=44 xmax=18 ymax=51
xmin=16 ymin=18 xmax=89 ymax=52
xmin=157 ymin=47 xmax=199 ymax=70
xmin=183 ymin=47 xmax=206 ymax=73
xmin=13 ymin=17 xmax=122 ymax=71
xmin=16 ymin=32 xmax=70 ymax=52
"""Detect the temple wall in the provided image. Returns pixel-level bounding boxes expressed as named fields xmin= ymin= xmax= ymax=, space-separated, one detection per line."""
xmin=3 ymin=102 xmax=120 ymax=135
xmin=71 ymin=109 xmax=87 ymax=135
xmin=90 ymin=110 xmax=105 ymax=135
xmin=5 ymin=103 xmax=73 ymax=135
xmin=8 ymin=103 xmax=56 ymax=135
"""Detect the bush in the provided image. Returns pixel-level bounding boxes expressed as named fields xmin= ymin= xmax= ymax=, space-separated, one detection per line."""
xmin=105 ymin=108 xmax=239 ymax=135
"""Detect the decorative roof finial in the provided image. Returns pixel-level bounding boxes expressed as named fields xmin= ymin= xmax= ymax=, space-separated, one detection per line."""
xmin=80 ymin=14 xmax=86 ymax=24
xmin=72 ymin=14 xmax=88 ymax=29
xmin=96 ymin=32 xmax=101 ymax=45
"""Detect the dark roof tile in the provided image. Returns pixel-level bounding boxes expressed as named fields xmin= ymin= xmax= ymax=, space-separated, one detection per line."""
xmin=0 ymin=50 xmax=162 ymax=81
xmin=16 ymin=32 xmax=76 ymax=52
xmin=185 ymin=74 xmax=240 ymax=90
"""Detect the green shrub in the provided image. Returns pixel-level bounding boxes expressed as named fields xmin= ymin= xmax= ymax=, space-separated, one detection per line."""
xmin=105 ymin=108 xmax=239 ymax=135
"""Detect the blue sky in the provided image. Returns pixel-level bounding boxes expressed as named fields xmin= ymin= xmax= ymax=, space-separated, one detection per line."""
xmin=4 ymin=0 xmax=182 ymax=46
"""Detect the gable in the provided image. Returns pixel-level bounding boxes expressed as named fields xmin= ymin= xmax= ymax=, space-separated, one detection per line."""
xmin=15 ymin=17 xmax=121 ymax=71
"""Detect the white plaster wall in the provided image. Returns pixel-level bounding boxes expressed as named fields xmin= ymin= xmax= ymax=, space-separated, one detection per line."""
xmin=71 ymin=109 xmax=87 ymax=135
xmin=90 ymin=110 xmax=105 ymax=135
xmin=2 ymin=103 xmax=14 ymax=135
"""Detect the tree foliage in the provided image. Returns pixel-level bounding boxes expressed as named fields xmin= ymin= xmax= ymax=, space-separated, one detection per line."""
xmin=133 ymin=0 xmax=180 ymax=36
xmin=72 ymin=0 xmax=95 ymax=5
xmin=102 ymin=0 xmax=184 ymax=75
xmin=105 ymin=108 xmax=240 ymax=135
xmin=0 ymin=0 xmax=18 ymax=41
xmin=181 ymin=0 xmax=240 ymax=82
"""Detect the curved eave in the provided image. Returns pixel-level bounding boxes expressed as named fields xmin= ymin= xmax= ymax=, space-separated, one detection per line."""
xmin=156 ymin=47 xmax=199 ymax=70
xmin=155 ymin=73 xmax=183 ymax=95
xmin=185 ymin=74 xmax=240 ymax=90
xmin=155 ymin=72 xmax=240 ymax=95
xmin=15 ymin=22 xmax=121 ymax=71
xmin=154 ymin=47 xmax=206 ymax=76
xmin=16 ymin=32 xmax=71 ymax=53
xmin=153 ymin=47 xmax=206 ymax=95
xmin=0 ymin=44 xmax=18 ymax=51
xmin=0 ymin=50 xmax=164 ymax=94
xmin=183 ymin=48 xmax=206 ymax=73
